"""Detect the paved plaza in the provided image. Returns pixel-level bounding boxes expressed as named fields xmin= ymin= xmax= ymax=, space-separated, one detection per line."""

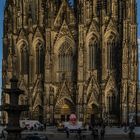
xmin=0 ymin=126 xmax=140 ymax=140
xmin=21 ymin=126 xmax=140 ymax=140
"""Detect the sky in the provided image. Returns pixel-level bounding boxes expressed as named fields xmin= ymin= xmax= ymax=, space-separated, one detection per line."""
xmin=0 ymin=0 xmax=139 ymax=87
xmin=0 ymin=0 xmax=6 ymax=90
xmin=138 ymin=1 xmax=140 ymax=38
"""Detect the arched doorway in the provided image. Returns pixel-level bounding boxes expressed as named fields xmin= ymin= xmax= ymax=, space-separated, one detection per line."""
xmin=33 ymin=105 xmax=43 ymax=123
xmin=90 ymin=103 xmax=99 ymax=126
xmin=61 ymin=104 xmax=71 ymax=122
xmin=55 ymin=98 xmax=74 ymax=122
xmin=105 ymin=89 xmax=119 ymax=124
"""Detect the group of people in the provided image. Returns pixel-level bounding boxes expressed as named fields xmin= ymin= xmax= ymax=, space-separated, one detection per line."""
xmin=65 ymin=127 xmax=83 ymax=140
xmin=65 ymin=125 xmax=105 ymax=140
xmin=65 ymin=122 xmax=136 ymax=140
xmin=91 ymin=125 xmax=105 ymax=140
xmin=124 ymin=122 xmax=135 ymax=140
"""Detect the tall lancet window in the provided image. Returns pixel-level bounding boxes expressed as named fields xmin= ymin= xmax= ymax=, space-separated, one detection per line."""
xmin=89 ymin=38 xmax=98 ymax=70
xmin=36 ymin=42 xmax=44 ymax=74
xmin=107 ymin=37 xmax=116 ymax=69
xmin=86 ymin=0 xmax=90 ymax=19
xmin=89 ymin=0 xmax=93 ymax=19
xmin=20 ymin=44 xmax=28 ymax=74
xmin=29 ymin=0 xmax=37 ymax=23
xmin=58 ymin=42 xmax=73 ymax=72
xmin=107 ymin=93 xmax=116 ymax=114
xmin=103 ymin=0 xmax=107 ymax=13
xmin=107 ymin=0 xmax=111 ymax=14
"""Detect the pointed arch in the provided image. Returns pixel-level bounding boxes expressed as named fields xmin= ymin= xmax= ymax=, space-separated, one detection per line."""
xmin=33 ymin=105 xmax=43 ymax=122
xmin=106 ymin=89 xmax=117 ymax=114
xmin=104 ymin=75 xmax=118 ymax=114
xmin=20 ymin=44 xmax=29 ymax=74
xmin=35 ymin=42 xmax=44 ymax=74
xmin=32 ymin=38 xmax=45 ymax=74
xmin=54 ymin=36 xmax=75 ymax=81
xmin=86 ymin=33 xmax=99 ymax=70
xmin=89 ymin=37 xmax=98 ymax=69
xmin=86 ymin=76 xmax=100 ymax=112
xmin=58 ymin=41 xmax=73 ymax=72
xmin=55 ymin=97 xmax=74 ymax=115
xmin=16 ymin=40 xmax=29 ymax=75
xmin=104 ymin=30 xmax=118 ymax=41
xmin=56 ymin=97 xmax=74 ymax=108
xmin=105 ymin=31 xmax=118 ymax=70
xmin=54 ymin=36 xmax=75 ymax=54
xmin=107 ymin=36 xmax=116 ymax=69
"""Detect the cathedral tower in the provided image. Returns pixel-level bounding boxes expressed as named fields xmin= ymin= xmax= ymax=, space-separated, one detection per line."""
xmin=2 ymin=0 xmax=138 ymax=124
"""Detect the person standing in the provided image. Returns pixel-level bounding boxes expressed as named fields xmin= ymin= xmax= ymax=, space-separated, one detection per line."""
xmin=1 ymin=129 xmax=5 ymax=140
xmin=100 ymin=127 xmax=105 ymax=140
xmin=65 ymin=127 xmax=70 ymax=138
xmin=77 ymin=128 xmax=82 ymax=140
xmin=129 ymin=130 xmax=135 ymax=140
xmin=91 ymin=127 xmax=95 ymax=139
xmin=94 ymin=128 xmax=99 ymax=140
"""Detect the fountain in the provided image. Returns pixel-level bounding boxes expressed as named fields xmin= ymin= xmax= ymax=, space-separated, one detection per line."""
xmin=0 ymin=76 xmax=29 ymax=140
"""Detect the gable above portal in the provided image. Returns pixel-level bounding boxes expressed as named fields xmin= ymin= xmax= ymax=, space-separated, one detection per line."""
xmin=54 ymin=0 xmax=75 ymax=27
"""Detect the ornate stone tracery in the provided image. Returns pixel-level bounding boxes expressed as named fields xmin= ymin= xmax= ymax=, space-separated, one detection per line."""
xmin=2 ymin=0 xmax=138 ymax=124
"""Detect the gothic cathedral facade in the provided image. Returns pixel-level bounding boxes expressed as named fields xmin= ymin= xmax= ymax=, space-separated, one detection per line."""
xmin=2 ymin=0 xmax=138 ymax=124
